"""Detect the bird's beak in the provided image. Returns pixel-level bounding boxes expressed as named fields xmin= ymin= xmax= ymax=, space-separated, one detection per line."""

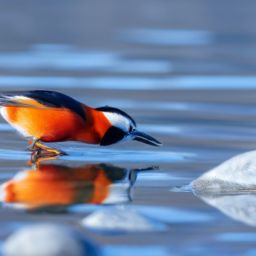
xmin=132 ymin=131 xmax=162 ymax=147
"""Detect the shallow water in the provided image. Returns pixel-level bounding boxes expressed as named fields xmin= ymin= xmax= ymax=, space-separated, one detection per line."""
xmin=1 ymin=1 xmax=256 ymax=255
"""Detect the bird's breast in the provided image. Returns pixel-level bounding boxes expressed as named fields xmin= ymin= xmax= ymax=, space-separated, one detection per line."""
xmin=0 ymin=106 xmax=86 ymax=142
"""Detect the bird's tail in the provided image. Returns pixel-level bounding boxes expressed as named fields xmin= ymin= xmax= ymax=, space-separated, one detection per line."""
xmin=0 ymin=94 xmax=18 ymax=106
xmin=0 ymin=93 xmax=33 ymax=107
xmin=0 ymin=94 xmax=14 ymax=106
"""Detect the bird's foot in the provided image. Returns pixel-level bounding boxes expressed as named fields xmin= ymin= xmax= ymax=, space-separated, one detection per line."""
xmin=35 ymin=141 xmax=67 ymax=156
xmin=28 ymin=139 xmax=67 ymax=156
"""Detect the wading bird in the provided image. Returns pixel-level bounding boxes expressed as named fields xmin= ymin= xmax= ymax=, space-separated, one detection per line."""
xmin=0 ymin=90 xmax=161 ymax=155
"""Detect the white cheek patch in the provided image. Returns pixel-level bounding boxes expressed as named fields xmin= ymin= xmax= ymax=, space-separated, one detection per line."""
xmin=103 ymin=112 xmax=130 ymax=132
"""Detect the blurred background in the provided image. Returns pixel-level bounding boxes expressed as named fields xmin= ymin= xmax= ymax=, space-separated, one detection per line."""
xmin=0 ymin=1 xmax=256 ymax=256
xmin=1 ymin=0 xmax=256 ymax=80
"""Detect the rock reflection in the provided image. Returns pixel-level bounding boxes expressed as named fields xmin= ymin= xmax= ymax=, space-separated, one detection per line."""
xmin=191 ymin=151 xmax=256 ymax=226
xmin=194 ymin=192 xmax=256 ymax=227
xmin=0 ymin=161 xmax=152 ymax=210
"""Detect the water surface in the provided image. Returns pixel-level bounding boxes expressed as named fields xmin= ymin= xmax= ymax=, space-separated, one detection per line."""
xmin=0 ymin=1 xmax=256 ymax=255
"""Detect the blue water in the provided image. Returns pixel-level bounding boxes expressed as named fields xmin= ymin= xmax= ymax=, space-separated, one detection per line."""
xmin=4 ymin=75 xmax=256 ymax=90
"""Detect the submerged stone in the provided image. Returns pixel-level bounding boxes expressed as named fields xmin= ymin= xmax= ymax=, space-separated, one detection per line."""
xmin=3 ymin=224 xmax=99 ymax=256
xmin=82 ymin=206 xmax=163 ymax=232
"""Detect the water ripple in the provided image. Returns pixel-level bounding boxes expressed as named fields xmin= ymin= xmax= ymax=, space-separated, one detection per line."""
xmin=63 ymin=149 xmax=195 ymax=164
xmin=103 ymin=246 xmax=171 ymax=256
xmin=2 ymin=75 xmax=256 ymax=90
xmin=135 ymin=205 xmax=214 ymax=223
xmin=121 ymin=29 xmax=215 ymax=46
xmin=0 ymin=45 xmax=171 ymax=73
xmin=216 ymin=233 xmax=256 ymax=242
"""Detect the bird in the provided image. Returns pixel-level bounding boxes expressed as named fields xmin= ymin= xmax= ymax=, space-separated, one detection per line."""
xmin=0 ymin=90 xmax=162 ymax=155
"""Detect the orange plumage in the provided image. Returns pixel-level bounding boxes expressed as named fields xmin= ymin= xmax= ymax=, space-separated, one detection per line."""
xmin=0 ymin=91 xmax=113 ymax=145
xmin=2 ymin=105 xmax=111 ymax=144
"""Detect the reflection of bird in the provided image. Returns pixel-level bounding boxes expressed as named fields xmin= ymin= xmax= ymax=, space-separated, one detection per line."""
xmin=0 ymin=90 xmax=161 ymax=155
xmin=0 ymin=163 xmax=140 ymax=209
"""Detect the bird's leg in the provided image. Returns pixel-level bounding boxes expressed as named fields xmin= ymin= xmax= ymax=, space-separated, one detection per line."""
xmin=34 ymin=141 xmax=67 ymax=156
xmin=28 ymin=138 xmax=66 ymax=156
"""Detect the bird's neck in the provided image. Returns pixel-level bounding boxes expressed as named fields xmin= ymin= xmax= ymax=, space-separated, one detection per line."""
xmin=73 ymin=106 xmax=112 ymax=144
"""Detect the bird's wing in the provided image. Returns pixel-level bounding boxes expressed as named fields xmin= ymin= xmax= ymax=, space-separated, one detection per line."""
xmin=0 ymin=90 xmax=86 ymax=120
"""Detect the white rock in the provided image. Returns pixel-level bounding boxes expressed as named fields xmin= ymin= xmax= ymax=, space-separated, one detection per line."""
xmin=3 ymin=224 xmax=85 ymax=256
xmin=82 ymin=206 xmax=159 ymax=232
xmin=192 ymin=150 xmax=256 ymax=192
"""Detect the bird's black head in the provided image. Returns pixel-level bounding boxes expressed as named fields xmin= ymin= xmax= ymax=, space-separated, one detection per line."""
xmin=97 ymin=106 xmax=162 ymax=147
